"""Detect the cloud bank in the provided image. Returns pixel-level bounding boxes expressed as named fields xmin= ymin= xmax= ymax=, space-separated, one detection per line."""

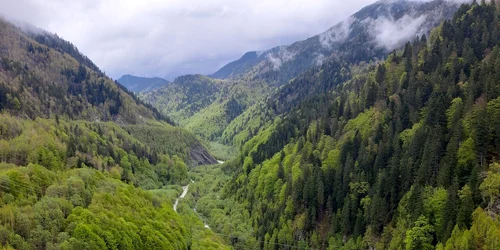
xmin=369 ymin=0 xmax=473 ymax=51
xmin=0 ymin=0 xmax=377 ymax=79
xmin=371 ymin=14 xmax=428 ymax=50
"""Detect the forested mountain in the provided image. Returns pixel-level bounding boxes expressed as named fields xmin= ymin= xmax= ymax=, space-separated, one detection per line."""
xmin=143 ymin=0 xmax=462 ymax=145
xmin=211 ymin=0 xmax=462 ymax=86
xmin=0 ymin=17 xmax=224 ymax=249
xmin=141 ymin=74 xmax=271 ymax=141
xmin=117 ymin=74 xmax=170 ymax=93
xmin=6 ymin=0 xmax=500 ymax=249
xmin=141 ymin=74 xmax=224 ymax=125
xmin=218 ymin=0 xmax=467 ymax=148
xmin=0 ymin=18 xmax=216 ymax=166
xmin=214 ymin=2 xmax=500 ymax=249
xmin=0 ymin=19 xmax=164 ymax=124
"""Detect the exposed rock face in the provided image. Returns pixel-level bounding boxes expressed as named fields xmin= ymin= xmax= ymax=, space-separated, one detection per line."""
xmin=189 ymin=143 xmax=218 ymax=166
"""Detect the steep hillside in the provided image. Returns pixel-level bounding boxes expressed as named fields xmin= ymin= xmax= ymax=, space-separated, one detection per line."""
xmin=0 ymin=18 xmax=216 ymax=166
xmin=0 ymin=114 xmax=226 ymax=249
xmin=0 ymin=19 xmax=165 ymax=124
xmin=140 ymin=75 xmax=223 ymax=125
xmin=219 ymin=0 xmax=464 ymax=147
xmin=117 ymin=74 xmax=170 ymax=93
xmin=216 ymin=2 xmax=500 ymax=249
xmin=141 ymin=74 xmax=271 ymax=140
xmin=0 ymin=18 xmax=225 ymax=249
xmin=221 ymin=58 xmax=352 ymax=146
xmin=212 ymin=0 xmax=462 ymax=85
xmin=144 ymin=0 xmax=462 ymax=144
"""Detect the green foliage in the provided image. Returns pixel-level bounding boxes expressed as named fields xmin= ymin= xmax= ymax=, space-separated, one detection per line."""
xmin=208 ymin=142 xmax=238 ymax=161
xmin=480 ymin=162 xmax=500 ymax=208
xmin=123 ymin=123 xmax=216 ymax=166
xmin=0 ymin=116 xmax=228 ymax=249
xmin=0 ymin=19 xmax=170 ymax=124
xmin=0 ymin=113 xmax=195 ymax=189
xmin=219 ymin=2 xmax=500 ymax=249
xmin=0 ymin=165 xmax=188 ymax=249
xmin=140 ymin=74 xmax=223 ymax=126
xmin=141 ymin=74 xmax=271 ymax=141
xmin=175 ymin=166 xmax=256 ymax=249
xmin=443 ymin=208 xmax=500 ymax=249
xmin=2 ymin=1 xmax=500 ymax=249
xmin=404 ymin=216 xmax=434 ymax=250
xmin=0 ymin=16 xmax=227 ymax=250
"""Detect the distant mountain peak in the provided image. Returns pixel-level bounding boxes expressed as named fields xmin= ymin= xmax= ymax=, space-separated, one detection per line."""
xmin=212 ymin=0 xmax=464 ymax=82
xmin=117 ymin=74 xmax=170 ymax=93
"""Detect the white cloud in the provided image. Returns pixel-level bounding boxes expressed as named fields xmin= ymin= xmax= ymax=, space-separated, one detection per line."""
xmin=370 ymin=14 xmax=428 ymax=50
xmin=368 ymin=0 xmax=472 ymax=51
xmin=319 ymin=16 xmax=355 ymax=49
xmin=266 ymin=46 xmax=298 ymax=71
xmin=1 ymin=0 xmax=386 ymax=79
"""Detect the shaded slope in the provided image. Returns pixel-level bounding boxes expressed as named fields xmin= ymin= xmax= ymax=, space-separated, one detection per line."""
xmin=117 ymin=74 xmax=170 ymax=93
xmin=141 ymin=74 xmax=270 ymax=140
xmin=0 ymin=18 xmax=168 ymax=124
xmin=0 ymin=18 xmax=216 ymax=166
xmin=222 ymin=2 xmax=500 ymax=249
xmin=212 ymin=0 xmax=463 ymax=86
xmin=0 ymin=17 xmax=227 ymax=250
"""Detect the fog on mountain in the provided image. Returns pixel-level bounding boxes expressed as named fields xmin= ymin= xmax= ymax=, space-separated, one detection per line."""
xmin=2 ymin=0 xmax=500 ymax=249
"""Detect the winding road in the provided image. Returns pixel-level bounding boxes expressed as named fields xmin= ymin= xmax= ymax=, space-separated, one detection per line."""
xmin=172 ymin=180 xmax=211 ymax=229
xmin=173 ymin=184 xmax=189 ymax=212
xmin=173 ymin=161 xmax=224 ymax=228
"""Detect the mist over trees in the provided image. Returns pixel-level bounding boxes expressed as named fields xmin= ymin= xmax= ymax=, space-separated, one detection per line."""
xmin=3 ymin=0 xmax=500 ymax=250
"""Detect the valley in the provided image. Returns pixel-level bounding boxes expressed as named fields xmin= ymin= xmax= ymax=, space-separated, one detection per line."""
xmin=1 ymin=0 xmax=500 ymax=249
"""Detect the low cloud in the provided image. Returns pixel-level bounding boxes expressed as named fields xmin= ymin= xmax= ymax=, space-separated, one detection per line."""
xmin=314 ymin=54 xmax=327 ymax=66
xmin=368 ymin=0 xmax=473 ymax=51
xmin=370 ymin=14 xmax=428 ymax=50
xmin=266 ymin=46 xmax=297 ymax=70
xmin=0 ymin=0 xmax=376 ymax=79
xmin=319 ymin=16 xmax=355 ymax=49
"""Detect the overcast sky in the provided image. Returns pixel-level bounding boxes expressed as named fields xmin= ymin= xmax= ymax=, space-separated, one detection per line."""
xmin=1 ymin=0 xmax=384 ymax=79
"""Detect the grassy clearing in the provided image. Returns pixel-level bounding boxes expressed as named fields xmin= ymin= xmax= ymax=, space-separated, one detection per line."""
xmin=208 ymin=142 xmax=238 ymax=161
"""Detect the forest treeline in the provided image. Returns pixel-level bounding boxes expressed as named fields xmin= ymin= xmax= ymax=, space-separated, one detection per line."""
xmin=0 ymin=16 xmax=226 ymax=249
xmin=221 ymin=2 xmax=500 ymax=249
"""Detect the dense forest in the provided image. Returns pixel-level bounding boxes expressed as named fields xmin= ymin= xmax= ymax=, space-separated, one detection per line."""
xmin=141 ymin=74 xmax=271 ymax=141
xmin=215 ymin=2 xmax=500 ymax=249
xmin=141 ymin=75 xmax=224 ymax=126
xmin=141 ymin=0 xmax=461 ymax=145
xmin=4 ymin=0 xmax=500 ymax=249
xmin=0 ymin=16 xmax=227 ymax=249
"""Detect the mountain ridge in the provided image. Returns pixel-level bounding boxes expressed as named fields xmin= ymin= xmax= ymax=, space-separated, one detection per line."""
xmin=216 ymin=0 xmax=466 ymax=146
xmin=117 ymin=74 xmax=170 ymax=93
xmin=211 ymin=0 xmax=465 ymax=85
xmin=0 ymin=17 xmax=216 ymax=166
xmin=216 ymin=2 xmax=500 ymax=249
xmin=0 ymin=16 xmax=227 ymax=249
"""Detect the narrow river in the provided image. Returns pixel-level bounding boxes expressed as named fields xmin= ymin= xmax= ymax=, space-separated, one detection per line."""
xmin=173 ymin=179 xmax=211 ymax=229
xmin=173 ymin=184 xmax=189 ymax=212
xmin=173 ymin=161 xmax=224 ymax=227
